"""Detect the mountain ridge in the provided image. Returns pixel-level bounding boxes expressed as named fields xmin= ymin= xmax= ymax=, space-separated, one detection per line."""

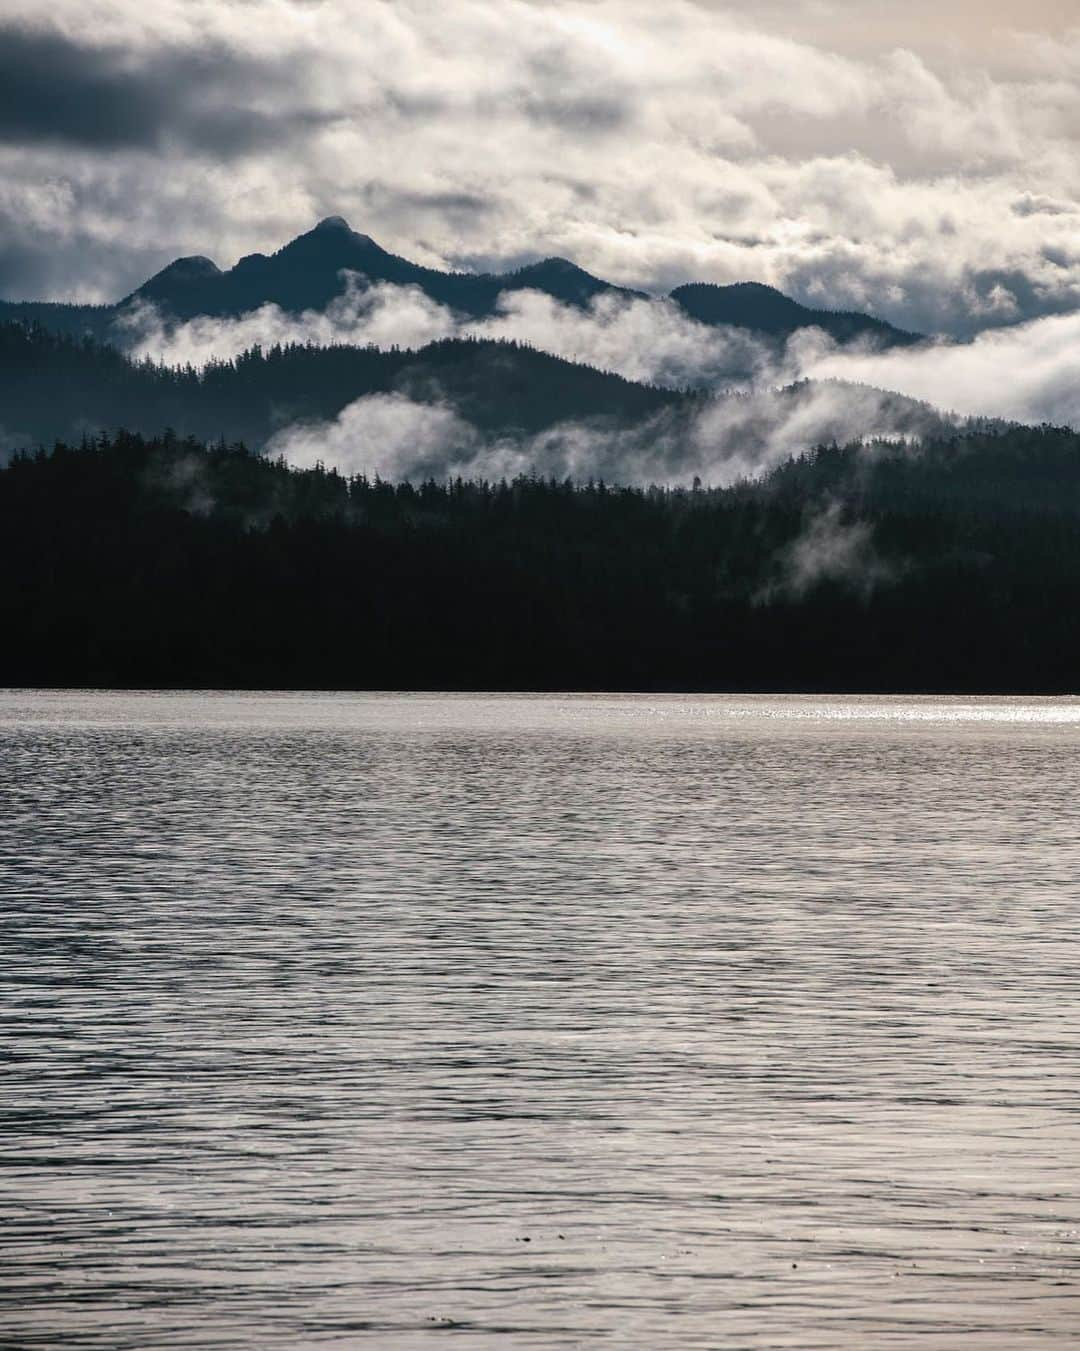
xmin=0 ymin=321 xmax=685 ymax=450
xmin=0 ymin=319 xmax=948 ymax=457
xmin=0 ymin=216 xmax=921 ymax=352
xmin=671 ymin=281 xmax=917 ymax=347
xmin=123 ymin=216 xmax=646 ymax=321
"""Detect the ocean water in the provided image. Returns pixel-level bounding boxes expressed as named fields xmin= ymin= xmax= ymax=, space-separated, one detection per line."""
xmin=3 ymin=690 xmax=1079 ymax=1348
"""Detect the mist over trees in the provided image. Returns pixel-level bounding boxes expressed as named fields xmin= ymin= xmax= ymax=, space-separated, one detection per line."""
xmin=4 ymin=425 xmax=1080 ymax=691
xmin=3 ymin=217 xmax=1075 ymax=695
xmin=0 ymin=322 xmax=684 ymax=449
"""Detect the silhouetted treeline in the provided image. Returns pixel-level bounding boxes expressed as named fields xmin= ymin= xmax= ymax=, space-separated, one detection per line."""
xmin=0 ymin=322 xmax=684 ymax=448
xmin=4 ymin=426 xmax=1080 ymax=690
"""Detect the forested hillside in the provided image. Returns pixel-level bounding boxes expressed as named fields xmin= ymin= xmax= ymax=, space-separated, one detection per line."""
xmin=0 ymin=323 xmax=684 ymax=448
xmin=670 ymin=282 xmax=919 ymax=347
xmin=4 ymin=426 xmax=1079 ymax=691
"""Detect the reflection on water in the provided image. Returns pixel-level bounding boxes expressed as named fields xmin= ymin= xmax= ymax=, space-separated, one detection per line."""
xmin=2 ymin=692 xmax=1079 ymax=1348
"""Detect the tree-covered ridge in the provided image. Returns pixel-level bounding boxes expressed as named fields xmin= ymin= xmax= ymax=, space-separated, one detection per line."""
xmin=4 ymin=425 xmax=1080 ymax=691
xmin=0 ymin=321 xmax=684 ymax=448
xmin=670 ymin=282 xmax=920 ymax=347
xmin=767 ymin=425 xmax=1080 ymax=516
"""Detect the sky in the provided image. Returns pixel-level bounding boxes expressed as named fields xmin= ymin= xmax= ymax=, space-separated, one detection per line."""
xmin=2 ymin=0 xmax=1080 ymax=337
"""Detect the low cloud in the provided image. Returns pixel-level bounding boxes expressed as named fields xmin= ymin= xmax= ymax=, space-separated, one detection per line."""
xmin=274 ymin=394 xmax=478 ymax=480
xmin=759 ymin=501 xmax=896 ymax=603
xmin=470 ymin=289 xmax=772 ymax=387
xmin=118 ymin=261 xmax=1080 ymax=486
xmin=121 ymin=277 xmax=779 ymax=389
xmin=267 ymin=378 xmax=949 ymax=488
xmin=803 ymin=310 xmax=1080 ymax=426
xmin=119 ymin=277 xmax=459 ymax=366
xmin=125 ymin=275 xmax=972 ymax=485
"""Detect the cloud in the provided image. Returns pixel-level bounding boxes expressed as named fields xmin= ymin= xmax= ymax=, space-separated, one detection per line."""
xmin=0 ymin=26 xmax=316 ymax=155
xmin=0 ymin=1 xmax=1078 ymax=333
xmin=121 ymin=277 xmax=777 ymax=388
xmin=801 ymin=310 xmax=1080 ymax=425
xmin=678 ymin=378 xmax=947 ymax=483
xmin=470 ymin=289 xmax=773 ymax=387
xmin=275 ymin=393 xmax=478 ymax=480
xmin=141 ymin=269 xmax=1080 ymax=443
xmin=127 ymin=275 xmax=986 ymax=484
xmin=266 ymin=377 xmax=949 ymax=488
xmin=758 ymin=501 xmax=896 ymax=603
xmin=119 ymin=260 xmax=1080 ymax=445
xmin=119 ymin=276 xmax=459 ymax=365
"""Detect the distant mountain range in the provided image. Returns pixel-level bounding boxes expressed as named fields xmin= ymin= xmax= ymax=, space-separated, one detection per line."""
xmin=11 ymin=222 xmax=1074 ymax=696
xmin=0 ymin=216 xmax=920 ymax=352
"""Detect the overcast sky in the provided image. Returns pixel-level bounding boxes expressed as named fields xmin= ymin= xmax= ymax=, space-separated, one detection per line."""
xmin=2 ymin=0 xmax=1079 ymax=334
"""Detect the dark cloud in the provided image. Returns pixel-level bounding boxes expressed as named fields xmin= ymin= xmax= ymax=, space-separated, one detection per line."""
xmin=517 ymin=93 xmax=630 ymax=133
xmin=1012 ymin=194 xmax=1077 ymax=218
xmin=0 ymin=26 xmax=318 ymax=155
xmin=0 ymin=231 xmax=172 ymax=304
xmin=388 ymin=189 xmax=492 ymax=217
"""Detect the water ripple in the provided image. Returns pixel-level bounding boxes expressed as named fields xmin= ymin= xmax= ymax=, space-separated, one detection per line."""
xmin=2 ymin=692 xmax=1079 ymax=1347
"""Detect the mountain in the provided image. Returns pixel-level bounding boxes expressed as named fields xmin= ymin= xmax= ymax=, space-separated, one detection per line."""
xmin=123 ymin=216 xmax=644 ymax=320
xmin=0 ymin=317 xmax=953 ymax=458
xmin=670 ymin=281 xmax=919 ymax=347
xmin=0 ymin=217 xmax=918 ymax=352
xmin=0 ymin=322 xmax=684 ymax=449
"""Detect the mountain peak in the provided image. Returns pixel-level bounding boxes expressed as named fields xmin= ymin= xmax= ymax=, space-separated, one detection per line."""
xmin=281 ymin=217 xmax=382 ymax=256
xmin=522 ymin=256 xmax=582 ymax=273
xmin=504 ymin=255 xmax=640 ymax=307
xmin=149 ymin=255 xmax=222 ymax=283
xmin=129 ymin=255 xmax=223 ymax=305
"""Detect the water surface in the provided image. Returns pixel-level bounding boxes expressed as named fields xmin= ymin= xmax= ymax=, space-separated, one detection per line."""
xmin=3 ymin=692 xmax=1079 ymax=1347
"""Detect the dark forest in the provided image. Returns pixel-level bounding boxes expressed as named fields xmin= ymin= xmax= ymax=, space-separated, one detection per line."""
xmin=5 ymin=423 xmax=1079 ymax=691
